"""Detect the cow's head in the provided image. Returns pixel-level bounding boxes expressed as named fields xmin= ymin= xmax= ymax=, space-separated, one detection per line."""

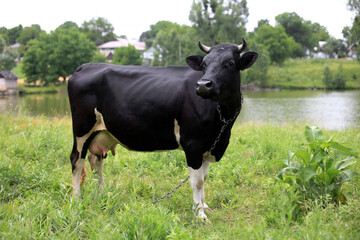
xmin=186 ymin=38 xmax=258 ymax=101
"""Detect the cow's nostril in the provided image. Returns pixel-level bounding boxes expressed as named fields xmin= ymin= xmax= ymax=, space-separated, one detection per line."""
xmin=205 ymin=81 xmax=213 ymax=88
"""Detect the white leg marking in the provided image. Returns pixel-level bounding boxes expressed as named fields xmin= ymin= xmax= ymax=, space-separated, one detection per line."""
xmin=189 ymin=161 xmax=211 ymax=220
xmin=88 ymin=153 xmax=104 ymax=185
xmin=72 ymin=158 xmax=85 ymax=195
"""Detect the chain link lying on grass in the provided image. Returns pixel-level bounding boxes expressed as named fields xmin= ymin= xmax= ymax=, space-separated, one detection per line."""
xmin=151 ymin=176 xmax=190 ymax=204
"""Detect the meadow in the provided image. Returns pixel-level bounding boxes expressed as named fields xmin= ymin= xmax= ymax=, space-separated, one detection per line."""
xmin=0 ymin=112 xmax=359 ymax=239
xmin=267 ymin=58 xmax=360 ymax=89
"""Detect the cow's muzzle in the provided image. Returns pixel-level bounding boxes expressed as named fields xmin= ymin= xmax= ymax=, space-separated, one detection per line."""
xmin=196 ymin=80 xmax=217 ymax=98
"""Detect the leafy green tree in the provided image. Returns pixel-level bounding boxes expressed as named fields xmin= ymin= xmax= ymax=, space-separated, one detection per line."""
xmin=254 ymin=25 xmax=298 ymax=65
xmin=0 ymin=36 xmax=17 ymax=70
xmin=241 ymin=39 xmax=270 ymax=86
xmin=57 ymin=21 xmax=79 ymax=30
xmin=189 ymin=0 xmax=249 ymax=45
xmin=140 ymin=21 xmax=176 ymax=48
xmin=113 ymin=45 xmax=142 ymax=65
xmin=154 ymin=24 xmax=197 ymax=66
xmin=81 ymin=17 xmax=117 ymax=45
xmin=8 ymin=25 xmax=23 ymax=45
xmin=345 ymin=0 xmax=360 ymax=60
xmin=22 ymin=29 xmax=96 ymax=85
xmin=92 ymin=52 xmax=108 ymax=63
xmin=17 ymin=24 xmax=44 ymax=56
xmin=322 ymin=37 xmax=347 ymax=58
xmin=276 ymin=12 xmax=329 ymax=56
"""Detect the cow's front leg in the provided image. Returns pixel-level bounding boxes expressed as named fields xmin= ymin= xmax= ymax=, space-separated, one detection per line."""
xmin=188 ymin=160 xmax=211 ymax=221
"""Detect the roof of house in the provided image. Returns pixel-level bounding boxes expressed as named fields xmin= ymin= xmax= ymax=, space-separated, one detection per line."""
xmin=0 ymin=70 xmax=18 ymax=80
xmin=97 ymin=38 xmax=146 ymax=51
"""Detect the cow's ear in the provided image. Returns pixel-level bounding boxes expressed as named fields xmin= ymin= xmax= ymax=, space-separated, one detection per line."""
xmin=238 ymin=51 xmax=258 ymax=70
xmin=186 ymin=55 xmax=203 ymax=71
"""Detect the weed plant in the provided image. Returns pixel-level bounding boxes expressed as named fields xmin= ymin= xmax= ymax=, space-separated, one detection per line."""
xmin=0 ymin=113 xmax=359 ymax=239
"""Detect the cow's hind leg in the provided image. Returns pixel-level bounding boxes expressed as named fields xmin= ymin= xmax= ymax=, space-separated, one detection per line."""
xmin=188 ymin=161 xmax=211 ymax=221
xmin=70 ymin=141 xmax=85 ymax=195
xmin=88 ymin=152 xmax=104 ymax=185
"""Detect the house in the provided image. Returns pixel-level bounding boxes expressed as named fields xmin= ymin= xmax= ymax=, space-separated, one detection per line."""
xmin=142 ymin=46 xmax=156 ymax=65
xmin=0 ymin=70 xmax=18 ymax=92
xmin=348 ymin=43 xmax=358 ymax=59
xmin=98 ymin=38 xmax=146 ymax=61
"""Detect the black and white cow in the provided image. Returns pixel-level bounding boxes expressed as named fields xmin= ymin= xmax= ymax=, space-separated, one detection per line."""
xmin=68 ymin=38 xmax=258 ymax=220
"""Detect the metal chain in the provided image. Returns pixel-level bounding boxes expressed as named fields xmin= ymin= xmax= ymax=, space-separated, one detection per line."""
xmin=151 ymin=176 xmax=190 ymax=204
xmin=151 ymin=104 xmax=240 ymax=204
xmin=207 ymin=104 xmax=241 ymax=155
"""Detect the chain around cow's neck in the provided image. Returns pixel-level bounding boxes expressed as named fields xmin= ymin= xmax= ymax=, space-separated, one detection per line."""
xmin=205 ymin=104 xmax=241 ymax=157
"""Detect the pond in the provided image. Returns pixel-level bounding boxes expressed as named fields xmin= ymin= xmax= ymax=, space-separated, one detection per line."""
xmin=1 ymin=90 xmax=360 ymax=130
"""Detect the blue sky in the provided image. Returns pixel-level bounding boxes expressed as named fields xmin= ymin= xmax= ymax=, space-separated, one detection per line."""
xmin=1 ymin=0 xmax=354 ymax=40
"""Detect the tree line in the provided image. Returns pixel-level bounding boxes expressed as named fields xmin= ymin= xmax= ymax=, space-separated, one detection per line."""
xmin=0 ymin=0 xmax=359 ymax=87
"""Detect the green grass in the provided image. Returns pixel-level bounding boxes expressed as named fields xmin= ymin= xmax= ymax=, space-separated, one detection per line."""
xmin=0 ymin=113 xmax=359 ymax=239
xmin=267 ymin=58 xmax=360 ymax=89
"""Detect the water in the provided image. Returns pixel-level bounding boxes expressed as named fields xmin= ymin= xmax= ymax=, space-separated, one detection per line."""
xmin=1 ymin=90 xmax=360 ymax=130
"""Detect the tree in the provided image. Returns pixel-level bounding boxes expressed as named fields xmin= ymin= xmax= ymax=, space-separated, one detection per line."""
xmin=189 ymin=0 xmax=249 ymax=45
xmin=254 ymin=25 xmax=298 ymax=65
xmin=322 ymin=37 xmax=347 ymax=58
xmin=241 ymin=39 xmax=270 ymax=86
xmin=81 ymin=17 xmax=117 ymax=45
xmin=0 ymin=36 xmax=17 ymax=70
xmin=57 ymin=21 xmax=79 ymax=30
xmin=140 ymin=21 xmax=176 ymax=48
xmin=17 ymin=24 xmax=44 ymax=56
xmin=154 ymin=24 xmax=197 ymax=66
xmin=113 ymin=45 xmax=142 ymax=65
xmin=22 ymin=28 xmax=96 ymax=85
xmin=275 ymin=12 xmax=329 ymax=56
xmin=345 ymin=0 xmax=360 ymax=60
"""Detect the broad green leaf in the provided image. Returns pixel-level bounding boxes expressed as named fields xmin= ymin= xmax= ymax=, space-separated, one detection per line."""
xmin=325 ymin=168 xmax=340 ymax=184
xmin=302 ymin=166 xmax=317 ymax=182
xmin=305 ymin=125 xmax=323 ymax=143
xmin=312 ymin=148 xmax=326 ymax=163
xmin=325 ymin=157 xmax=336 ymax=170
xmin=336 ymin=157 xmax=357 ymax=170
xmin=329 ymin=141 xmax=358 ymax=157
xmin=294 ymin=149 xmax=310 ymax=165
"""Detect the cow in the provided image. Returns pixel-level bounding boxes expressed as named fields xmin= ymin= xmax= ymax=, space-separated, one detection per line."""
xmin=68 ymin=38 xmax=258 ymax=220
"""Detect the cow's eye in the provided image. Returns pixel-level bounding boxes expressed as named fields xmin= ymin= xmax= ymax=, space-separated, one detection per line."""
xmin=229 ymin=60 xmax=235 ymax=66
xmin=201 ymin=62 xmax=207 ymax=69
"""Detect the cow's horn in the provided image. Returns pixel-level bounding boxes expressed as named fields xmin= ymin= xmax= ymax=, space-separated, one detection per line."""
xmin=238 ymin=37 xmax=247 ymax=52
xmin=198 ymin=41 xmax=211 ymax=53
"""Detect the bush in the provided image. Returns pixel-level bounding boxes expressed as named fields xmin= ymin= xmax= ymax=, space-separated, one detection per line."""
xmin=277 ymin=125 xmax=359 ymax=205
xmin=322 ymin=64 xmax=347 ymax=89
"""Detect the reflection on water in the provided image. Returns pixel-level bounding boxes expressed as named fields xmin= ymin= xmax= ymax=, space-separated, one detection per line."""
xmin=239 ymin=90 xmax=360 ymax=130
xmin=1 ymin=90 xmax=360 ymax=130
xmin=0 ymin=93 xmax=71 ymax=117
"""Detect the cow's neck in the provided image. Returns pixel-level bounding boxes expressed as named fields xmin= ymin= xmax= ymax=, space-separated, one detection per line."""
xmin=217 ymin=78 xmax=242 ymax=121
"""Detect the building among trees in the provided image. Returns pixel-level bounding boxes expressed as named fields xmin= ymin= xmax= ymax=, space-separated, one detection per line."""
xmin=0 ymin=70 xmax=18 ymax=93
xmin=97 ymin=38 xmax=146 ymax=61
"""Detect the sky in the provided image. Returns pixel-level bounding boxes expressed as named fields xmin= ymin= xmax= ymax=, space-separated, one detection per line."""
xmin=0 ymin=0 xmax=355 ymax=41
